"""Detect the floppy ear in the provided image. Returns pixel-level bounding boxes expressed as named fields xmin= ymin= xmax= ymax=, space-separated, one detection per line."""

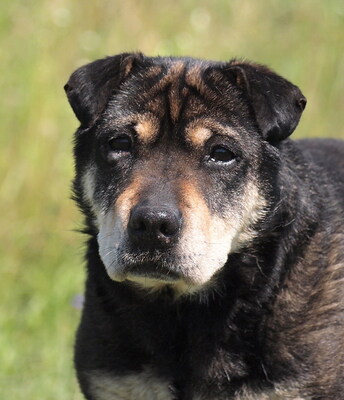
xmin=64 ymin=52 xmax=143 ymax=128
xmin=225 ymin=61 xmax=306 ymax=142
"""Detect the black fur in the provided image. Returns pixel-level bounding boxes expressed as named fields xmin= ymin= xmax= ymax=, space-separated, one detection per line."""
xmin=66 ymin=54 xmax=344 ymax=399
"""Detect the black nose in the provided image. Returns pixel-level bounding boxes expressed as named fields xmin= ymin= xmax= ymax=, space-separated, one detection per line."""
xmin=128 ymin=205 xmax=182 ymax=248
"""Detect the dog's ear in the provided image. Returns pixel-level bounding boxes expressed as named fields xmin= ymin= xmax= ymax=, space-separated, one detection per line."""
xmin=224 ymin=61 xmax=306 ymax=142
xmin=64 ymin=53 xmax=144 ymax=128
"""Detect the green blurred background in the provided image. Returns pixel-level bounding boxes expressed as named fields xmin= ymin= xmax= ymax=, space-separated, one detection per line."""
xmin=0 ymin=0 xmax=343 ymax=398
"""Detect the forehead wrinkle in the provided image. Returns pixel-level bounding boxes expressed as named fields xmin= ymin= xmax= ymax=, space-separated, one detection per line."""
xmin=144 ymin=64 xmax=164 ymax=79
xmin=167 ymin=61 xmax=187 ymax=123
xmin=138 ymin=61 xmax=187 ymax=124
xmin=146 ymin=95 xmax=165 ymax=118
xmin=185 ymin=65 xmax=206 ymax=93
xmin=185 ymin=64 xmax=232 ymax=108
xmin=142 ymin=61 xmax=186 ymax=99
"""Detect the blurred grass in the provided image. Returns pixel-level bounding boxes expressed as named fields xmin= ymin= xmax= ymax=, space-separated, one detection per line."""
xmin=0 ymin=0 xmax=343 ymax=398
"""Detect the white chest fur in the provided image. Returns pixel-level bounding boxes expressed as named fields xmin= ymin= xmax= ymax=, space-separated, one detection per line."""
xmin=87 ymin=368 xmax=306 ymax=400
xmin=88 ymin=368 xmax=175 ymax=400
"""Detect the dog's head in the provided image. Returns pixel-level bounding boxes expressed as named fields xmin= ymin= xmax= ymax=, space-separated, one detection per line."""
xmin=65 ymin=53 xmax=306 ymax=294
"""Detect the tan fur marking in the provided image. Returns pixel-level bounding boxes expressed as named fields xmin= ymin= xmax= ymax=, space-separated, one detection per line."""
xmin=176 ymin=178 xmax=267 ymax=289
xmin=114 ymin=178 xmax=142 ymax=225
xmin=96 ymin=165 xmax=266 ymax=291
xmin=186 ymin=125 xmax=212 ymax=147
xmin=177 ymin=180 xmax=228 ymax=286
xmin=106 ymin=113 xmax=159 ymax=142
xmin=134 ymin=114 xmax=159 ymax=143
xmin=169 ymin=87 xmax=181 ymax=123
xmin=179 ymin=180 xmax=210 ymax=216
xmin=185 ymin=118 xmax=239 ymax=147
xmin=143 ymin=61 xmax=184 ymax=96
xmin=145 ymin=65 xmax=163 ymax=79
xmin=167 ymin=61 xmax=185 ymax=123
xmin=119 ymin=61 xmax=190 ymax=123
xmin=181 ymin=177 xmax=266 ymax=248
xmin=140 ymin=61 xmax=186 ymax=123
xmin=185 ymin=65 xmax=205 ymax=92
xmin=234 ymin=180 xmax=268 ymax=248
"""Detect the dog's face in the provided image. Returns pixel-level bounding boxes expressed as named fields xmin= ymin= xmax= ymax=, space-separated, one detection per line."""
xmin=66 ymin=54 xmax=306 ymax=294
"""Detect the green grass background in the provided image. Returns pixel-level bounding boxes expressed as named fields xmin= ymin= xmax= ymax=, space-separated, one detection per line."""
xmin=0 ymin=1 xmax=343 ymax=398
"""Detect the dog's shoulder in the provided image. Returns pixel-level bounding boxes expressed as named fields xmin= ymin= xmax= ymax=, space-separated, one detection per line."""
xmin=296 ymin=138 xmax=344 ymax=179
xmin=297 ymin=139 xmax=344 ymax=205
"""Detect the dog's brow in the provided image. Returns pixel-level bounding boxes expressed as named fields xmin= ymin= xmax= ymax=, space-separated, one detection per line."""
xmin=106 ymin=115 xmax=135 ymax=127
xmin=185 ymin=119 xmax=239 ymax=147
xmin=106 ymin=113 xmax=159 ymax=143
xmin=134 ymin=114 xmax=159 ymax=143
xmin=186 ymin=126 xmax=212 ymax=147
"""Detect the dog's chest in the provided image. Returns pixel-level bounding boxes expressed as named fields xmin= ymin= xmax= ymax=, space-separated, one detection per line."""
xmin=87 ymin=368 xmax=305 ymax=400
xmin=87 ymin=369 xmax=173 ymax=400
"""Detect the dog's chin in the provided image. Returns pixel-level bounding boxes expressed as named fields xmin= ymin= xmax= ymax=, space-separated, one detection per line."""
xmin=99 ymin=243 xmax=230 ymax=295
xmin=125 ymin=274 xmax=192 ymax=295
xmin=102 ymin=255 xmax=207 ymax=295
xmin=109 ymin=264 xmax=195 ymax=294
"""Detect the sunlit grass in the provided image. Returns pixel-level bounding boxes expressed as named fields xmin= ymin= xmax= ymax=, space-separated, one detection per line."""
xmin=0 ymin=0 xmax=343 ymax=398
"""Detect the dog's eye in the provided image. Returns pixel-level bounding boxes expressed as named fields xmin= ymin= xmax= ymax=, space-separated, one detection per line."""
xmin=209 ymin=146 xmax=236 ymax=163
xmin=108 ymin=135 xmax=132 ymax=152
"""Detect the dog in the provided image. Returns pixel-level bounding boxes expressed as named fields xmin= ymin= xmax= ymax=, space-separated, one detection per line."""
xmin=65 ymin=53 xmax=344 ymax=399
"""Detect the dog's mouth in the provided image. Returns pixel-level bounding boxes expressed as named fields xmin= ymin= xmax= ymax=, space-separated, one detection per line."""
xmin=126 ymin=262 xmax=182 ymax=283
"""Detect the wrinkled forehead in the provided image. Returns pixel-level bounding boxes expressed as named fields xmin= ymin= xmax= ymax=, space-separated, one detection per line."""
xmin=102 ymin=59 xmax=252 ymax=145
